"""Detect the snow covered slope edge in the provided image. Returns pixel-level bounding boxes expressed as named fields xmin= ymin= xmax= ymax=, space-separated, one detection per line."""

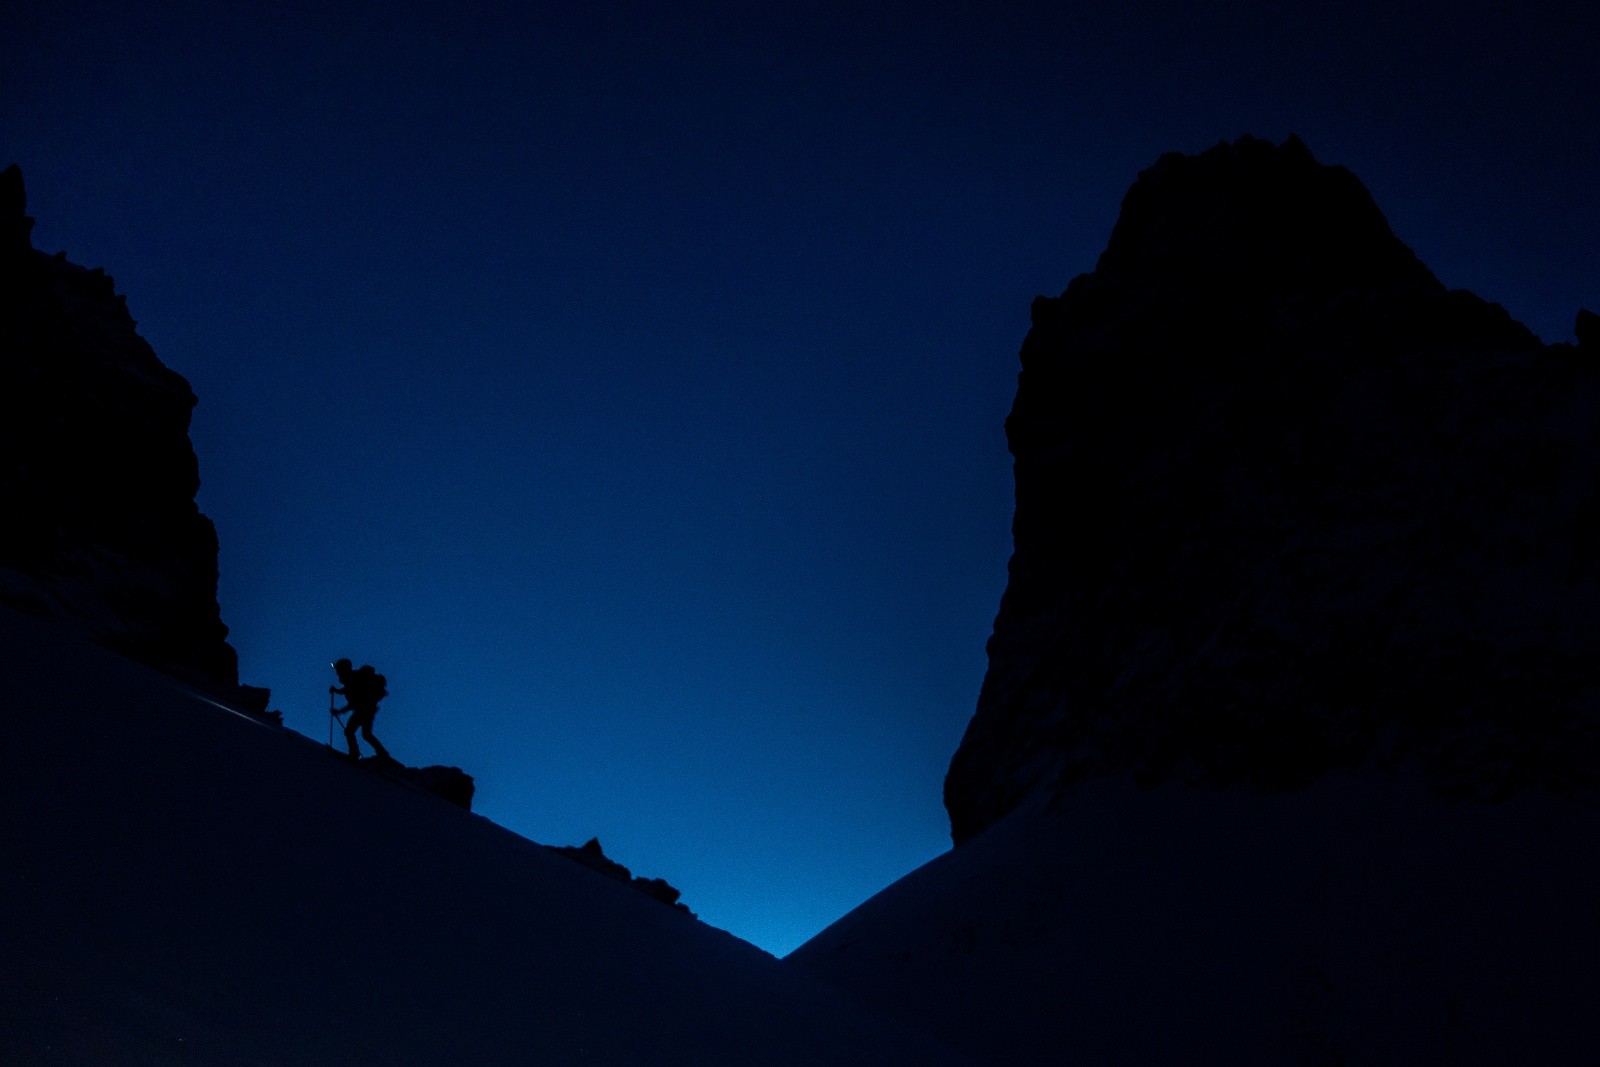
xmin=790 ymin=778 xmax=1600 ymax=1065
xmin=0 ymin=607 xmax=972 ymax=1065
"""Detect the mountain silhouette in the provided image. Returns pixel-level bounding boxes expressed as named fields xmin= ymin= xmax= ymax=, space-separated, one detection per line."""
xmin=949 ymin=134 xmax=1598 ymax=842
xmin=0 ymin=164 xmax=259 ymax=712
xmin=792 ymin=135 xmax=1600 ymax=1066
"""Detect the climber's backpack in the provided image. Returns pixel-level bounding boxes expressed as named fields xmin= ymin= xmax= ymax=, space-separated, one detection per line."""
xmin=349 ymin=665 xmax=389 ymax=708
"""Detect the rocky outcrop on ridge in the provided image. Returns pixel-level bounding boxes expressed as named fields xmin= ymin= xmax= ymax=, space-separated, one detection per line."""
xmin=352 ymin=755 xmax=477 ymax=811
xmin=0 ymin=164 xmax=261 ymax=711
xmin=549 ymin=838 xmax=696 ymax=916
xmin=946 ymin=135 xmax=1600 ymax=844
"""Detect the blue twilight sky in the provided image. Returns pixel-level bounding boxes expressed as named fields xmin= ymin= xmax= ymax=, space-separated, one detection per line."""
xmin=5 ymin=1 xmax=1598 ymax=955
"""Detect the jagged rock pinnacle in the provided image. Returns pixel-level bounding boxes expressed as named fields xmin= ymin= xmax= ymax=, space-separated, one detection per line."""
xmin=946 ymin=135 xmax=1600 ymax=845
xmin=0 ymin=165 xmax=252 ymax=705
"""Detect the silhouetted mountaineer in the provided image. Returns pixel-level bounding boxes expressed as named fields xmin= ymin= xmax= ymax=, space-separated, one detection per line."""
xmin=330 ymin=658 xmax=390 ymax=761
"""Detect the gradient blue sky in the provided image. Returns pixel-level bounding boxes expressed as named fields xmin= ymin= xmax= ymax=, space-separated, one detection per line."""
xmin=7 ymin=0 xmax=1598 ymax=955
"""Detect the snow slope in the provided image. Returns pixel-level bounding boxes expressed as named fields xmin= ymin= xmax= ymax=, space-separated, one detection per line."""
xmin=789 ymin=777 xmax=1600 ymax=1065
xmin=0 ymin=606 xmax=973 ymax=1065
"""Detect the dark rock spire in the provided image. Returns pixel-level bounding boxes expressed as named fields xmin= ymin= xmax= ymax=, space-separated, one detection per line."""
xmin=946 ymin=135 xmax=1599 ymax=844
xmin=0 ymin=164 xmax=256 ymax=707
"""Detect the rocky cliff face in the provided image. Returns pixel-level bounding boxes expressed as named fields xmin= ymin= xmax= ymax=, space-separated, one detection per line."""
xmin=0 ymin=164 xmax=252 ymax=705
xmin=946 ymin=135 xmax=1600 ymax=844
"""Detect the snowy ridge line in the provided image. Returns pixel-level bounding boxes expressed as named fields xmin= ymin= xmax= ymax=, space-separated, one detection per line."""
xmin=1 ymin=603 xmax=977 ymax=1064
xmin=170 ymin=682 xmax=281 ymax=729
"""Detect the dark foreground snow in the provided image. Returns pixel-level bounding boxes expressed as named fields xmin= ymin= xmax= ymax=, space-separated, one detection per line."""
xmin=791 ymin=775 xmax=1600 ymax=1065
xmin=0 ymin=607 xmax=972 ymax=1065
